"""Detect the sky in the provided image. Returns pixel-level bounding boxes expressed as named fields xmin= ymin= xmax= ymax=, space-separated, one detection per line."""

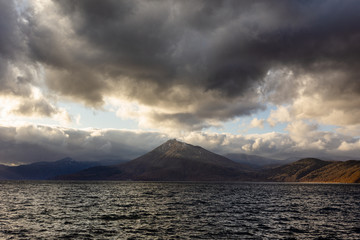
xmin=1 ymin=0 xmax=360 ymax=165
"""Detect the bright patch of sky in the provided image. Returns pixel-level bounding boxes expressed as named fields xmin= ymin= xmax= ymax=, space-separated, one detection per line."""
xmin=58 ymin=102 xmax=139 ymax=130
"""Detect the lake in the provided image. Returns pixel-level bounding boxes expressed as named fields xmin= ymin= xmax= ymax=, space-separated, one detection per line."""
xmin=0 ymin=181 xmax=359 ymax=239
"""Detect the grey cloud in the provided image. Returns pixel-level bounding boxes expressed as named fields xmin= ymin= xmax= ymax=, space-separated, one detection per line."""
xmin=0 ymin=1 xmax=22 ymax=59
xmin=0 ymin=0 xmax=28 ymax=94
xmin=139 ymin=90 xmax=264 ymax=131
xmin=147 ymin=112 xmax=210 ymax=131
xmin=11 ymin=98 xmax=61 ymax=118
xmin=264 ymin=68 xmax=360 ymax=126
xmin=45 ymin=69 xmax=107 ymax=107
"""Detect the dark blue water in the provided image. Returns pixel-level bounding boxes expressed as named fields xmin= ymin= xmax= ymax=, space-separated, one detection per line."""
xmin=0 ymin=181 xmax=359 ymax=239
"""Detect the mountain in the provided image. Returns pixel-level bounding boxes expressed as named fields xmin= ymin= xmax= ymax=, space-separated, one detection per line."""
xmin=0 ymin=158 xmax=102 ymax=180
xmin=57 ymin=139 xmax=257 ymax=181
xmin=265 ymin=158 xmax=360 ymax=183
xmin=225 ymin=153 xmax=291 ymax=168
xmin=0 ymin=164 xmax=19 ymax=180
xmin=2 ymin=142 xmax=359 ymax=183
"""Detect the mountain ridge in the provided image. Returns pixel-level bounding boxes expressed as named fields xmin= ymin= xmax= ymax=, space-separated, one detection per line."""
xmin=0 ymin=158 xmax=126 ymax=180
xmin=0 ymin=140 xmax=359 ymax=183
xmin=57 ymin=139 xmax=256 ymax=181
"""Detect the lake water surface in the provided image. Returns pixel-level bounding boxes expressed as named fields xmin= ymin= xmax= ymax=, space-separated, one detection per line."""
xmin=0 ymin=181 xmax=359 ymax=239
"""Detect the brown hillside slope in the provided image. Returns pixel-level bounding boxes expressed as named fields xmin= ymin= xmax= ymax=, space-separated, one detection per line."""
xmin=300 ymin=160 xmax=360 ymax=183
xmin=265 ymin=158 xmax=332 ymax=182
xmin=265 ymin=159 xmax=360 ymax=183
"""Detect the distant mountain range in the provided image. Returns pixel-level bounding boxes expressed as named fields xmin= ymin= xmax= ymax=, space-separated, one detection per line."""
xmin=225 ymin=153 xmax=293 ymax=168
xmin=0 ymin=140 xmax=359 ymax=183
xmin=0 ymin=158 xmax=126 ymax=180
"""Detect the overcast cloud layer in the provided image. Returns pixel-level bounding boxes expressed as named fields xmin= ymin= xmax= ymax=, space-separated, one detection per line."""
xmin=0 ymin=0 xmax=359 ymax=163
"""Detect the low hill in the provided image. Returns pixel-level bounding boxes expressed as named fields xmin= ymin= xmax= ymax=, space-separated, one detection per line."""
xmin=57 ymin=139 xmax=257 ymax=181
xmin=265 ymin=158 xmax=360 ymax=183
xmin=264 ymin=158 xmax=331 ymax=182
xmin=300 ymin=160 xmax=360 ymax=183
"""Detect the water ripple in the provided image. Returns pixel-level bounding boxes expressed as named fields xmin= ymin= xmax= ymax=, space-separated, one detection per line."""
xmin=0 ymin=181 xmax=359 ymax=239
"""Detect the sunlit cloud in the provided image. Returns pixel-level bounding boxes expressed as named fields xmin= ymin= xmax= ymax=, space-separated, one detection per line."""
xmin=250 ymin=118 xmax=265 ymax=129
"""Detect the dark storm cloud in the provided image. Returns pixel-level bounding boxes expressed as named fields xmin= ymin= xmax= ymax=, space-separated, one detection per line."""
xmin=51 ymin=1 xmax=360 ymax=119
xmin=2 ymin=0 xmax=360 ymax=127
xmin=12 ymin=99 xmax=57 ymax=117
xmin=53 ymin=0 xmax=262 ymax=96
xmin=0 ymin=1 xmax=22 ymax=59
xmin=0 ymin=0 xmax=26 ymax=92
xmin=55 ymin=0 xmax=360 ymax=87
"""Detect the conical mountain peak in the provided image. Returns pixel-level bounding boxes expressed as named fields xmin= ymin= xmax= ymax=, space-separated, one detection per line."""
xmin=153 ymin=139 xmax=204 ymax=158
xmin=163 ymin=139 xmax=185 ymax=148
xmin=158 ymin=139 xmax=186 ymax=149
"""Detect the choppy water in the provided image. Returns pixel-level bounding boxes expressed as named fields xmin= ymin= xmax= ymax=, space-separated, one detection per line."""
xmin=0 ymin=181 xmax=359 ymax=239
